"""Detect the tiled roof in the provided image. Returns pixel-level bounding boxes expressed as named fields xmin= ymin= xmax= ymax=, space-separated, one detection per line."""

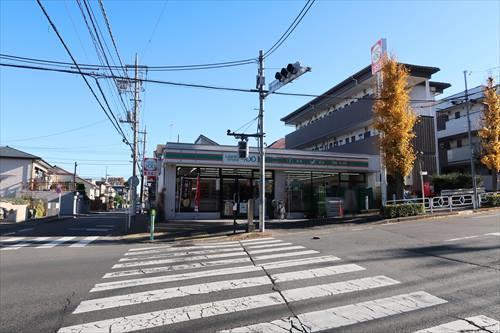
xmin=0 ymin=146 xmax=40 ymax=159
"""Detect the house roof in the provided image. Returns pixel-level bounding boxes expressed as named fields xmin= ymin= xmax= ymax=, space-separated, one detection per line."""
xmin=268 ymin=138 xmax=286 ymax=149
xmin=0 ymin=146 xmax=41 ymax=160
xmin=194 ymin=134 xmax=219 ymax=145
xmin=280 ymin=63 xmax=441 ymax=124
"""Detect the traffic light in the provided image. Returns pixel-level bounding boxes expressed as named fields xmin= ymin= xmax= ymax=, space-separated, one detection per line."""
xmin=238 ymin=140 xmax=249 ymax=158
xmin=274 ymin=62 xmax=309 ymax=83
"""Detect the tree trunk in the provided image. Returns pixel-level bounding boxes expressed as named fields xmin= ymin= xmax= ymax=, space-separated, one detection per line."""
xmin=394 ymin=172 xmax=405 ymax=200
xmin=493 ymin=171 xmax=499 ymax=192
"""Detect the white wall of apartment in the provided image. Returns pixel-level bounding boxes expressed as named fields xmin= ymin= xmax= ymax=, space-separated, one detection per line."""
xmin=0 ymin=158 xmax=32 ymax=198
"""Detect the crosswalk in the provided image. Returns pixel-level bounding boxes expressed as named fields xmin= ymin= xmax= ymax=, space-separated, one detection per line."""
xmin=57 ymin=237 xmax=499 ymax=333
xmin=0 ymin=236 xmax=100 ymax=250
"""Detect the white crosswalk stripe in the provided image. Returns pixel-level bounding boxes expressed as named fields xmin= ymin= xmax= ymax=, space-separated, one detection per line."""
xmin=253 ymin=249 xmax=319 ymax=260
xmin=69 ymin=236 xmax=100 ymax=248
xmin=414 ymin=315 xmax=499 ymax=332
xmin=0 ymin=236 xmax=100 ymax=250
xmin=120 ymin=246 xmax=244 ymax=261
xmin=221 ymin=291 xmax=447 ymax=333
xmin=247 ymin=245 xmax=306 ymax=254
xmin=58 ymin=237 xmax=451 ymax=333
xmin=1 ymin=237 xmax=50 ymax=251
xmin=112 ymin=251 xmax=248 ymax=269
xmin=91 ymin=265 xmax=262 ymax=292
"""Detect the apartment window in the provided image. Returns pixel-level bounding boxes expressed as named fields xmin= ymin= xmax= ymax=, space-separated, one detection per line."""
xmin=351 ymin=136 xmax=356 ymax=142
xmin=345 ymin=138 xmax=350 ymax=144
xmin=444 ymin=141 xmax=450 ymax=149
xmin=329 ymin=143 xmax=333 ymax=149
xmin=454 ymin=111 xmax=460 ymax=119
xmin=364 ymin=131 xmax=371 ymax=139
xmin=334 ymin=141 xmax=338 ymax=147
xmin=456 ymin=139 xmax=462 ymax=148
xmin=339 ymin=139 xmax=343 ymax=144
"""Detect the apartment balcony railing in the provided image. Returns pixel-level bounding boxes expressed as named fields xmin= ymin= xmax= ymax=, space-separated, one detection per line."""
xmin=447 ymin=145 xmax=479 ymax=164
xmin=437 ymin=112 xmax=482 ymax=139
xmin=285 ymin=99 xmax=374 ymax=149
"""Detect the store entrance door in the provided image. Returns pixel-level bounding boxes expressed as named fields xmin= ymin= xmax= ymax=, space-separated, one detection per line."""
xmin=221 ymin=177 xmax=253 ymax=218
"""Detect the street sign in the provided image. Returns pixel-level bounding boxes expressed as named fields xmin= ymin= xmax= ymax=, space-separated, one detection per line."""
xmin=420 ymin=171 xmax=428 ymax=176
xmin=128 ymin=176 xmax=140 ymax=187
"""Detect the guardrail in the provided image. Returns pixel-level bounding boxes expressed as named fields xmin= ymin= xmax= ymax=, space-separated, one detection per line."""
xmin=386 ymin=191 xmax=498 ymax=213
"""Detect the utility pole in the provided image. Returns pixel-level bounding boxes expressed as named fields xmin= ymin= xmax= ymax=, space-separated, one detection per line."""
xmin=257 ymin=50 xmax=266 ymax=232
xmin=139 ymin=127 xmax=147 ymax=207
xmin=73 ymin=161 xmax=78 ymax=192
xmin=463 ymin=70 xmax=478 ymax=209
xmin=130 ymin=54 xmax=140 ymax=222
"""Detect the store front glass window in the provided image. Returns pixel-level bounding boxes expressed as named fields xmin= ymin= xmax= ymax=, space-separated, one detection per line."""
xmin=176 ymin=167 xmax=219 ymax=212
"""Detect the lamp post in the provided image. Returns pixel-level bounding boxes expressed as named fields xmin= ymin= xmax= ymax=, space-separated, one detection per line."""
xmin=463 ymin=71 xmax=478 ymax=209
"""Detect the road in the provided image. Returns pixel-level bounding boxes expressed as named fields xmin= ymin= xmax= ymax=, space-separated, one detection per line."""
xmin=0 ymin=211 xmax=499 ymax=333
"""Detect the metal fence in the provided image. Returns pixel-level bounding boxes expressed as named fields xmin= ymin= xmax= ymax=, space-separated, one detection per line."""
xmin=386 ymin=191 xmax=498 ymax=213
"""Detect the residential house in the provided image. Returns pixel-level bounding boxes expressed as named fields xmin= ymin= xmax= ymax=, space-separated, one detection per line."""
xmin=0 ymin=146 xmax=52 ymax=197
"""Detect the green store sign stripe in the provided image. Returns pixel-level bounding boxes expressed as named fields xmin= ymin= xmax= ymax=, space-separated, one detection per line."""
xmin=164 ymin=152 xmax=368 ymax=168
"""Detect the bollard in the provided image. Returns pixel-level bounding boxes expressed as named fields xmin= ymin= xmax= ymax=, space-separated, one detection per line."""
xmin=150 ymin=209 xmax=156 ymax=241
xmin=365 ymin=195 xmax=369 ymax=211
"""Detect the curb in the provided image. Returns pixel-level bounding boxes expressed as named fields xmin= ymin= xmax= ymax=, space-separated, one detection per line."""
xmin=0 ymin=215 xmax=71 ymax=233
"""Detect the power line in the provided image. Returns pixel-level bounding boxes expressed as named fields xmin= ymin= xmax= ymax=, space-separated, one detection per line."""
xmin=35 ymin=0 xmax=132 ymax=150
xmin=264 ymin=0 xmax=315 ymax=59
xmin=0 ymin=53 xmax=255 ymax=71
xmin=97 ymin=0 xmax=126 ymax=75
xmin=142 ymin=0 xmax=169 ymax=59
xmin=3 ymin=61 xmax=482 ymax=105
xmin=0 ymin=119 xmax=107 ymax=142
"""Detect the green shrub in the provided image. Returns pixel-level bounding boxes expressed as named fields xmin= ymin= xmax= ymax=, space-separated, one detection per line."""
xmin=485 ymin=194 xmax=500 ymax=207
xmin=383 ymin=203 xmax=424 ymax=218
xmin=432 ymin=173 xmax=483 ymax=194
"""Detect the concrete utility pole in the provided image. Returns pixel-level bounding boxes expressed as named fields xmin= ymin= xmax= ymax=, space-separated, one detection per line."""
xmin=131 ymin=54 xmax=140 ymax=220
xmin=139 ymin=127 xmax=147 ymax=207
xmin=257 ymin=50 xmax=266 ymax=232
xmin=73 ymin=161 xmax=78 ymax=192
xmin=463 ymin=70 xmax=478 ymax=209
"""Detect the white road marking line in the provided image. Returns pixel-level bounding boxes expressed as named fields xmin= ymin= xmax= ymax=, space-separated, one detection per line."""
xmin=36 ymin=236 xmax=76 ymax=249
xmin=0 ymin=237 xmax=25 ymax=242
xmin=121 ymin=246 xmax=244 ymax=261
xmin=17 ymin=228 xmax=34 ymax=232
xmin=240 ymin=237 xmax=276 ymax=243
xmin=485 ymin=232 xmax=500 ymax=237
xmin=58 ymin=292 xmax=285 ymax=333
xmin=1 ymin=237 xmax=50 ymax=251
xmin=259 ymin=255 xmax=341 ymax=270
xmin=253 ymin=249 xmax=319 ymax=261
xmin=221 ymin=291 xmax=447 ymax=333
xmin=246 ymin=242 xmax=293 ymax=250
xmin=271 ymin=264 xmax=365 ymax=283
xmin=248 ymin=245 xmax=305 ymax=254
xmin=414 ymin=315 xmax=499 ymax=333
xmin=282 ymin=275 xmax=400 ymax=302
xmin=96 ymin=225 xmax=114 ymax=227
xmin=68 ymin=228 xmax=111 ymax=232
xmin=91 ymin=265 xmax=262 ymax=292
xmin=74 ymin=276 xmax=272 ymax=314
xmin=113 ymin=251 xmax=248 ymax=269
xmin=104 ymin=257 xmax=252 ymax=278
xmin=128 ymin=245 xmax=172 ymax=251
xmin=69 ymin=236 xmax=99 ymax=248
xmin=194 ymin=241 xmax=241 ymax=246
xmin=125 ymin=244 xmax=242 ymax=256
xmin=446 ymin=235 xmax=480 ymax=242
xmin=2 ymin=232 xmax=15 ymax=236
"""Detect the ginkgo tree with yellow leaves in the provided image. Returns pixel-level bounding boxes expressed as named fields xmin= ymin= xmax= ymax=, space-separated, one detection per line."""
xmin=373 ymin=56 xmax=417 ymax=200
xmin=478 ymin=77 xmax=500 ymax=191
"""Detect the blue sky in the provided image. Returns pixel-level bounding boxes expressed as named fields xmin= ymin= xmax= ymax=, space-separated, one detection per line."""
xmin=1 ymin=0 xmax=498 ymax=180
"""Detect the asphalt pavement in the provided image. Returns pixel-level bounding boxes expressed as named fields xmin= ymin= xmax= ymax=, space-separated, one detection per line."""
xmin=1 ymin=211 xmax=499 ymax=333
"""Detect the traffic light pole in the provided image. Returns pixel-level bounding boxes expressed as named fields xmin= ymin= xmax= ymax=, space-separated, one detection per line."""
xmin=257 ymin=50 xmax=266 ymax=232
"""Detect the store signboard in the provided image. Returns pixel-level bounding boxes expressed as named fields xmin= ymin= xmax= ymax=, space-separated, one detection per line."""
xmin=371 ymin=38 xmax=387 ymax=74
xmin=222 ymin=153 xmax=259 ymax=165
xmin=143 ymin=158 xmax=157 ymax=177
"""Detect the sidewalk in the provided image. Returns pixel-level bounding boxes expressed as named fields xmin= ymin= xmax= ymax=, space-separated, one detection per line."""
xmin=122 ymin=207 xmax=500 ymax=243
